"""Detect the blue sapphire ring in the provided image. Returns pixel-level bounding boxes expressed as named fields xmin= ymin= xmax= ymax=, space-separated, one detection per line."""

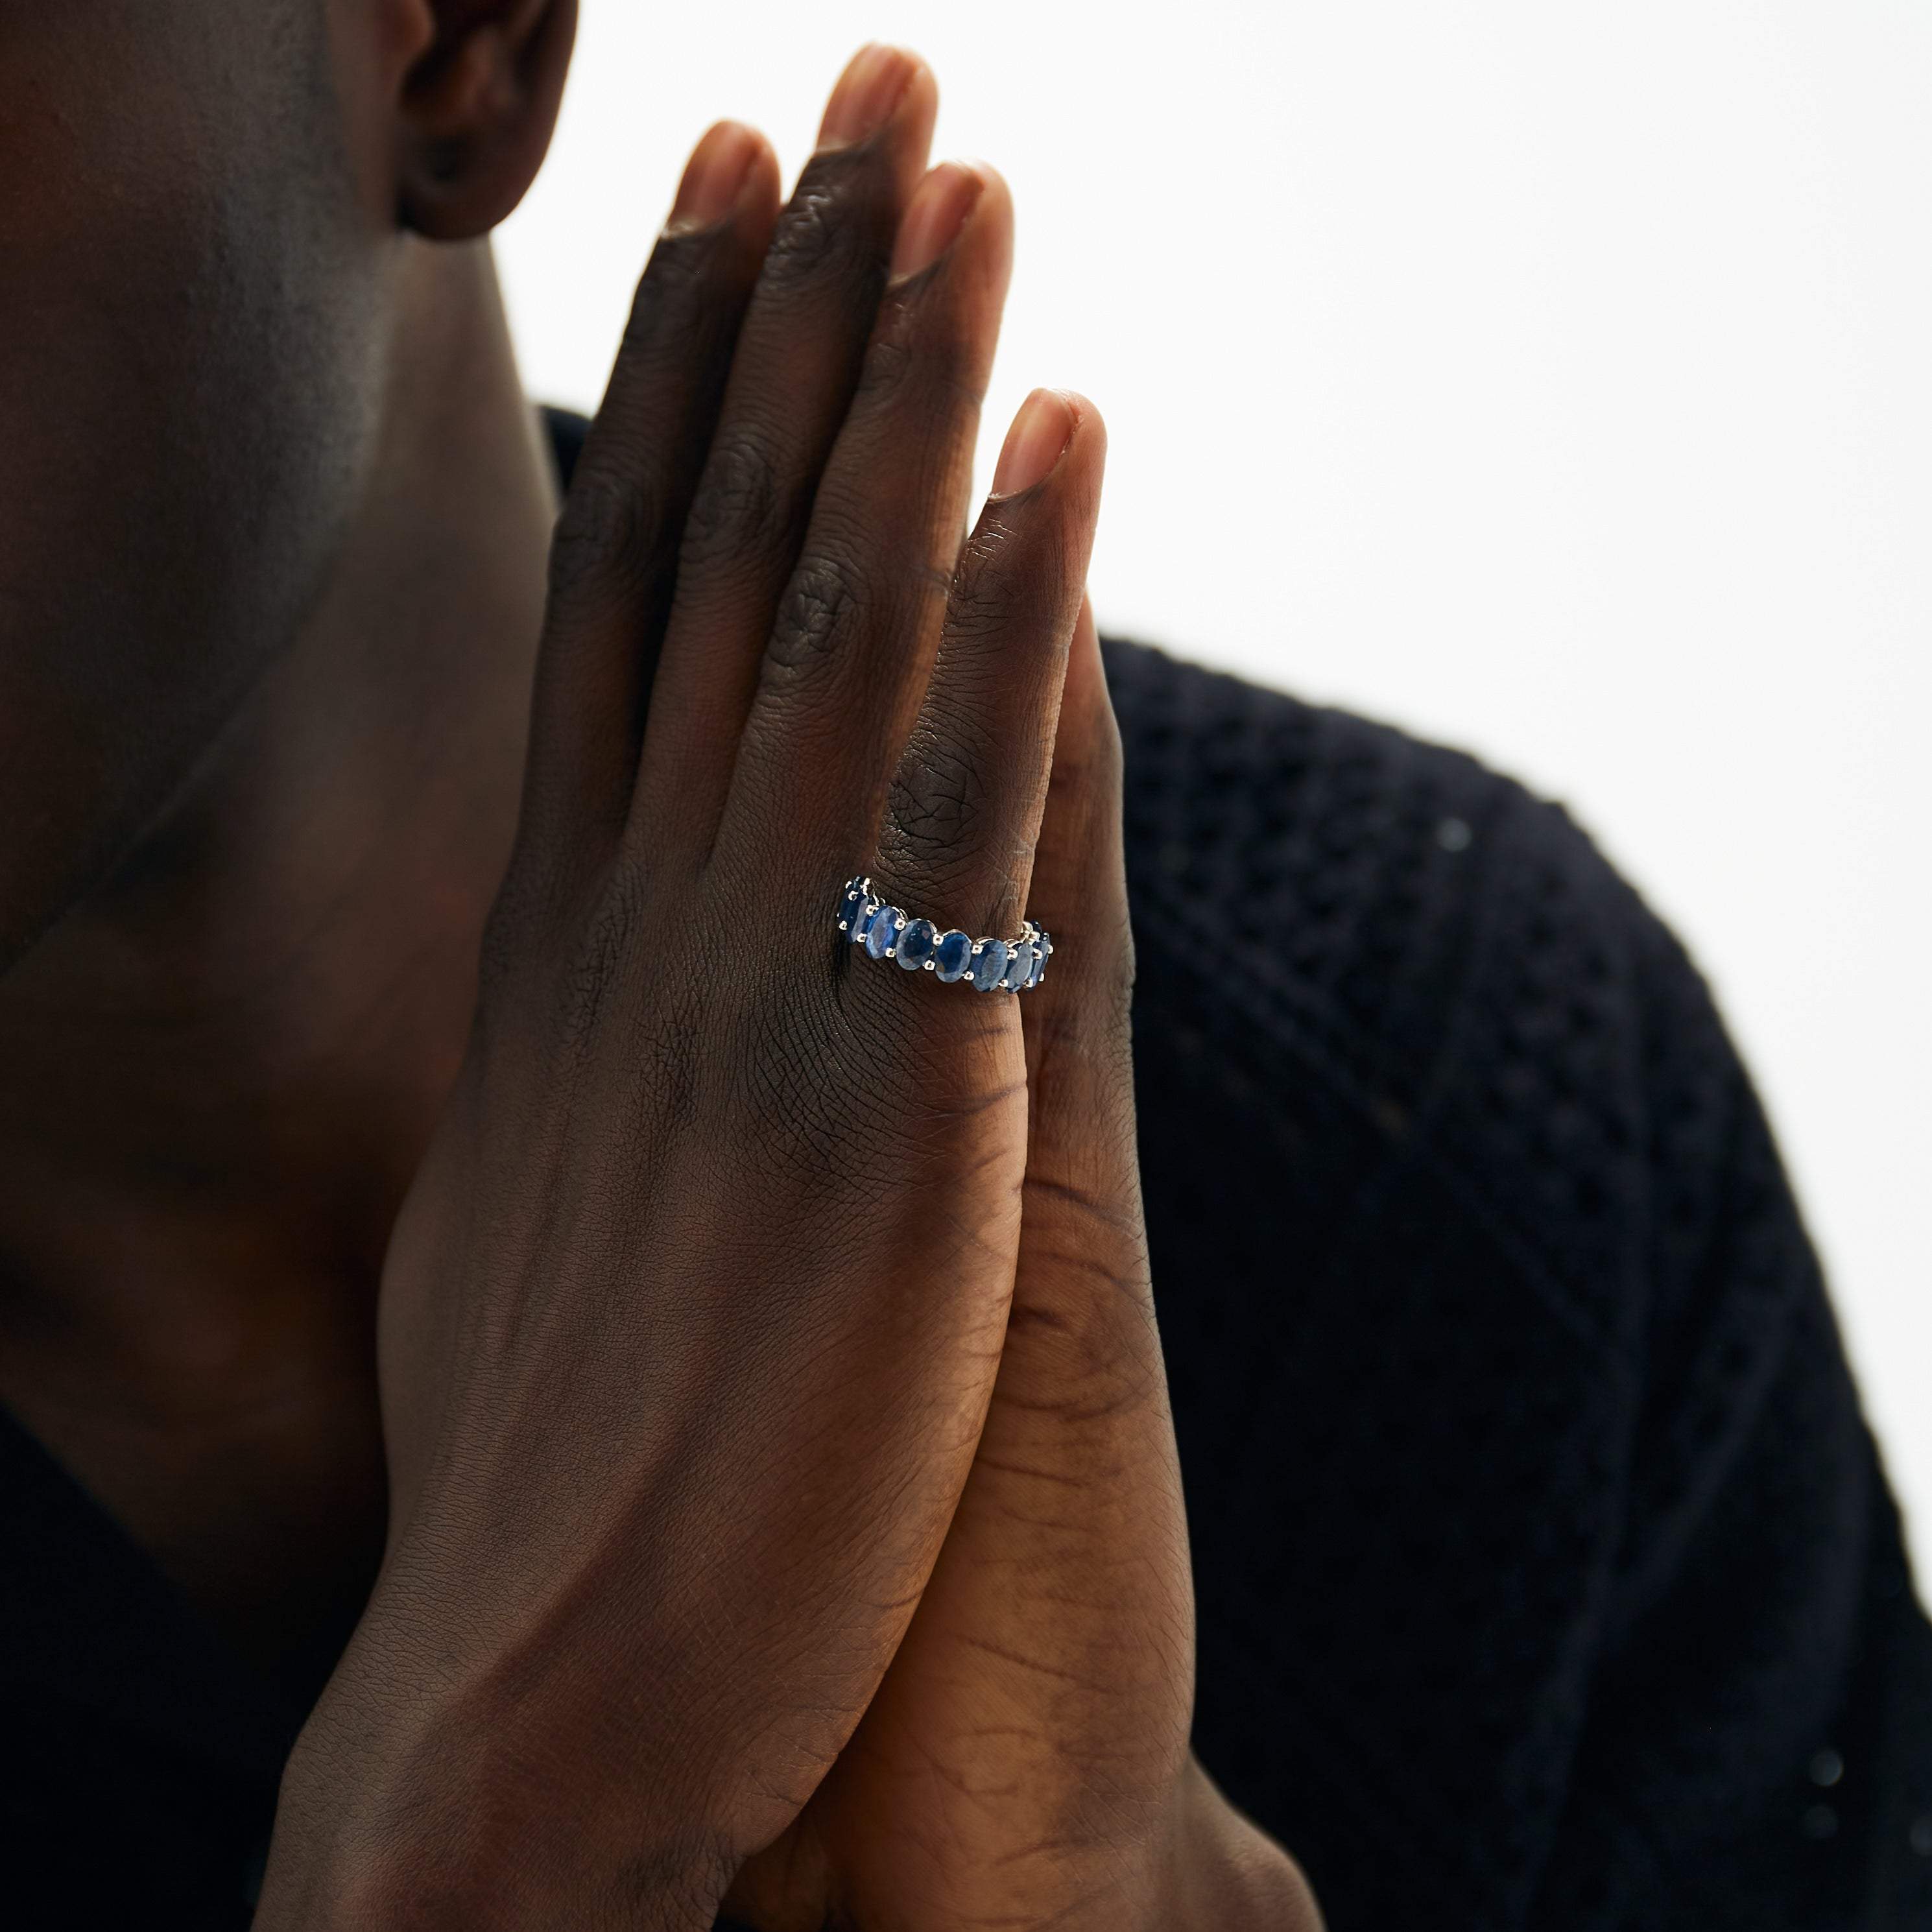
xmin=836 ymin=876 xmax=1053 ymax=994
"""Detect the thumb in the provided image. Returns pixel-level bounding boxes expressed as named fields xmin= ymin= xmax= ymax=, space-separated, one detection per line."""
xmin=1019 ymin=590 xmax=1139 ymax=1193
xmin=964 ymin=583 xmax=1195 ymax=1766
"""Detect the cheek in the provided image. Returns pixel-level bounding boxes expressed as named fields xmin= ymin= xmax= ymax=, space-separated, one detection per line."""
xmin=0 ymin=0 xmax=393 ymax=962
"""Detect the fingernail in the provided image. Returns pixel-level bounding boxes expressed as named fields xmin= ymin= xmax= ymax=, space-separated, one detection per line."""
xmin=665 ymin=121 xmax=761 ymax=235
xmin=817 ymin=43 xmax=915 ymax=150
xmin=990 ymin=389 xmax=1075 ymax=497
xmin=889 ymin=162 xmax=985 ymax=282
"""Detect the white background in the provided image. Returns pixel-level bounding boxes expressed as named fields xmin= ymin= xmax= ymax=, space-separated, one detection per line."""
xmin=498 ymin=2 xmax=1932 ymax=1574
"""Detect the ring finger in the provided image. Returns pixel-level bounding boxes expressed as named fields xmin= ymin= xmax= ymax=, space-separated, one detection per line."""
xmin=626 ymin=45 xmax=940 ymax=859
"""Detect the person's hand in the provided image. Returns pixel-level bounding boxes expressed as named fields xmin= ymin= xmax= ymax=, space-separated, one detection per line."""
xmin=722 ymin=602 xmax=1324 ymax=1932
xmin=256 ymin=47 xmax=1108 ymax=1931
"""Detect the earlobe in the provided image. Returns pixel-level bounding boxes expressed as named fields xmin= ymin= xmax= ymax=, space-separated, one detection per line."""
xmin=396 ymin=0 xmax=577 ymax=241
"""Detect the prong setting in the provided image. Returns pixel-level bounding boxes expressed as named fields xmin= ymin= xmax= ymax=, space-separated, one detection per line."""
xmin=835 ymin=876 xmax=1050 ymax=993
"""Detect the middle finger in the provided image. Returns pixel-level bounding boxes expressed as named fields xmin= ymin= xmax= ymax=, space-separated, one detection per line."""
xmin=628 ymin=44 xmax=938 ymax=855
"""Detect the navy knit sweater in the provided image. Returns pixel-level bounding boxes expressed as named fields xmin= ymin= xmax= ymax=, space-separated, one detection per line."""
xmin=0 ymin=409 xmax=1926 ymax=1928
xmin=1103 ymin=630 xmax=1932 ymax=1929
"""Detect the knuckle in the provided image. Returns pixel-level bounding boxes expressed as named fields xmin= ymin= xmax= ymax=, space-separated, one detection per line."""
xmin=632 ymin=227 xmax=719 ymax=318
xmin=618 ymin=240 xmax=711 ymax=359
xmin=940 ymin=555 xmax=1020 ymax=652
xmin=883 ymin=717 xmax=997 ymax=874
xmin=765 ymin=547 xmax=870 ymax=682
xmin=547 ymin=464 xmax=669 ymax=615
xmin=850 ymin=331 xmax=917 ymax=412
xmin=850 ymin=289 xmax=989 ymax=435
xmin=850 ymin=322 xmax=981 ymax=420
xmin=1003 ymin=1281 xmax=1161 ymax=1427
xmin=951 ymin=501 xmax=1058 ymax=619
xmin=924 ymin=335 xmax=986 ymax=412
xmin=758 ymin=159 xmax=881 ymax=296
xmin=680 ymin=428 xmax=793 ymax=577
xmin=944 ymin=506 xmax=1067 ymax=654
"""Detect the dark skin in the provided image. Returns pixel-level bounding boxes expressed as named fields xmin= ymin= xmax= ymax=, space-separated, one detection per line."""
xmin=1 ymin=5 xmax=1318 ymax=1927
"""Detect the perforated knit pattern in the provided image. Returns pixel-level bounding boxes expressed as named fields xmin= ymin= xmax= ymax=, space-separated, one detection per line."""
xmin=1103 ymin=638 xmax=1932 ymax=1929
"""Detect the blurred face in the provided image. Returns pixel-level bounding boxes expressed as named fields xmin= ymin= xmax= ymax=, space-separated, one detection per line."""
xmin=0 ymin=0 xmax=396 ymax=963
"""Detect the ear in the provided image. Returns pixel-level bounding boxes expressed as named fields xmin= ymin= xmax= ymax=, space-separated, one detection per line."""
xmin=394 ymin=0 xmax=577 ymax=239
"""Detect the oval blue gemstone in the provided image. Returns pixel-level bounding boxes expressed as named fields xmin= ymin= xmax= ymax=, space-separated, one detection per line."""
xmin=847 ymin=896 xmax=876 ymax=944
xmin=896 ymin=918 xmax=936 ymax=970
xmin=968 ymin=938 xmax=1010 ymax=992
xmin=933 ymin=929 xmax=972 ymax=982
xmin=866 ymin=907 xmax=901 ymax=960
xmin=1006 ymin=939 xmax=1038 ymax=989
xmin=840 ymin=884 xmax=870 ymax=936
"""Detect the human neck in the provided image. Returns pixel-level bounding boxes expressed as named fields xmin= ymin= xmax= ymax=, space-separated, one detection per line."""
xmin=0 ymin=239 xmax=557 ymax=1682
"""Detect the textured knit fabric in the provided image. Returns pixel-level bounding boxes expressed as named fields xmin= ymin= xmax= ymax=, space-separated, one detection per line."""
xmin=0 ymin=407 xmax=1926 ymax=1929
xmin=1101 ymin=634 xmax=1932 ymax=1930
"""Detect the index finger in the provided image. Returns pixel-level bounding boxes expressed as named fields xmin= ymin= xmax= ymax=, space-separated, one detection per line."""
xmin=504 ymin=120 xmax=780 ymax=924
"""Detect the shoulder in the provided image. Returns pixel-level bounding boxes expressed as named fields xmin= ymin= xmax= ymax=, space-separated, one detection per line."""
xmin=1104 ymin=638 xmax=1897 ymax=1925
xmin=1103 ymin=632 xmax=1716 ymax=1346
xmin=1104 ymin=630 xmax=1669 ymax=1018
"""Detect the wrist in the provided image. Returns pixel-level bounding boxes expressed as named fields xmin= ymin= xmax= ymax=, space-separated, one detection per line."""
xmin=252 ymin=1611 xmax=732 ymax=1932
xmin=1158 ymin=1755 xmax=1324 ymax=1932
